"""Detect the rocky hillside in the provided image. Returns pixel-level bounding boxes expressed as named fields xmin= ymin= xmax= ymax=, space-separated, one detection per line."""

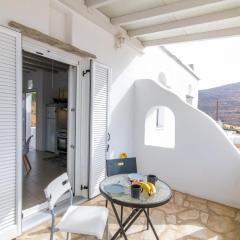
xmin=198 ymin=82 xmax=240 ymax=126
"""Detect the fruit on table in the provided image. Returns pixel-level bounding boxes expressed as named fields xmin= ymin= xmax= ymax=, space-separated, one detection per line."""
xmin=147 ymin=182 xmax=156 ymax=195
xmin=132 ymin=181 xmax=156 ymax=196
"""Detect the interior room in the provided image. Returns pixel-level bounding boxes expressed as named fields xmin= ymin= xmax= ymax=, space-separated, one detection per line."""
xmin=22 ymin=51 xmax=70 ymax=210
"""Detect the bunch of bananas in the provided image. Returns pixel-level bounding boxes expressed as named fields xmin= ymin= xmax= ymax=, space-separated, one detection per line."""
xmin=132 ymin=181 xmax=156 ymax=196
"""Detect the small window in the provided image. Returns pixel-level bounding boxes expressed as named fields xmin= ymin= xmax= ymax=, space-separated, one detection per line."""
xmin=145 ymin=106 xmax=175 ymax=148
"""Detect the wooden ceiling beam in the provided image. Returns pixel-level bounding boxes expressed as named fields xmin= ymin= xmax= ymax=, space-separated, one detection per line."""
xmin=85 ymin=0 xmax=118 ymax=8
xmin=143 ymin=27 xmax=240 ymax=46
xmin=129 ymin=8 xmax=240 ymax=38
xmin=111 ymin=0 xmax=228 ymax=25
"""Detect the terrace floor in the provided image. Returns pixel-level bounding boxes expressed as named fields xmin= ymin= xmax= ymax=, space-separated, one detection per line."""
xmin=18 ymin=191 xmax=240 ymax=240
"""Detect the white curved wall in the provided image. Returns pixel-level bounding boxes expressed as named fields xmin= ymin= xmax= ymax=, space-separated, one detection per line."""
xmin=134 ymin=79 xmax=240 ymax=208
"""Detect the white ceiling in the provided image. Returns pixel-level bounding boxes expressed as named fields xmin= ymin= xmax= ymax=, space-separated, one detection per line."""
xmin=98 ymin=0 xmax=240 ymax=46
xmin=61 ymin=0 xmax=240 ymax=48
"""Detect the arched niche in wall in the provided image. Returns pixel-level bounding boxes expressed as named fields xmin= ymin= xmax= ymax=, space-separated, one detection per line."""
xmin=145 ymin=106 xmax=175 ymax=148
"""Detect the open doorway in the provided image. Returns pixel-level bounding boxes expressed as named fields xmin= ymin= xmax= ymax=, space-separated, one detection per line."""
xmin=22 ymin=51 xmax=76 ymax=210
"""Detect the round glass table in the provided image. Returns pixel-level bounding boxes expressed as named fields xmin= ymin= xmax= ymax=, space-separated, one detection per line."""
xmin=100 ymin=174 xmax=172 ymax=240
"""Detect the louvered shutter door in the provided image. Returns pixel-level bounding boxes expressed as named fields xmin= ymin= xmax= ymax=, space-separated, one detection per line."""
xmin=89 ymin=61 xmax=110 ymax=198
xmin=0 ymin=26 xmax=22 ymax=239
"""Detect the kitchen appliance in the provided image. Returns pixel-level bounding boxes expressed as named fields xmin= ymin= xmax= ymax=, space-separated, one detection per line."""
xmin=46 ymin=106 xmax=56 ymax=152
xmin=57 ymin=129 xmax=67 ymax=153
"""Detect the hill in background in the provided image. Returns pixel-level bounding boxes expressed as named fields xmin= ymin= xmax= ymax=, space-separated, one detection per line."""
xmin=198 ymin=82 xmax=240 ymax=126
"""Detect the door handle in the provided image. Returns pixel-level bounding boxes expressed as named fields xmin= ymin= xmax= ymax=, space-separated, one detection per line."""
xmin=107 ymin=133 xmax=110 ymax=141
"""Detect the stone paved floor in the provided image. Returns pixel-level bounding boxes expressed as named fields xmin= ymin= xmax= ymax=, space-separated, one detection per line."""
xmin=17 ymin=191 xmax=240 ymax=240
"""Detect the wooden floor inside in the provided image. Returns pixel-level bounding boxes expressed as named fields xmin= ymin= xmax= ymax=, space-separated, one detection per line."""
xmin=18 ymin=191 xmax=240 ymax=240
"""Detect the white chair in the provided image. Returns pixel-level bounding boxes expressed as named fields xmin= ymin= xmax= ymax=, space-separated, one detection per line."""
xmin=44 ymin=173 xmax=108 ymax=240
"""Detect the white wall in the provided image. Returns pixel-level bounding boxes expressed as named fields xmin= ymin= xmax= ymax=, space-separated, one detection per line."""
xmin=134 ymin=79 xmax=240 ymax=208
xmin=0 ymin=0 xmax=50 ymax=34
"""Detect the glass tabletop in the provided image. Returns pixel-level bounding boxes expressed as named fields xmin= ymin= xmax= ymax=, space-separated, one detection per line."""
xmin=100 ymin=174 xmax=172 ymax=208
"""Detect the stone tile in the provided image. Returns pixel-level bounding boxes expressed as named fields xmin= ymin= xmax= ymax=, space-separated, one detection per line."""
xmin=207 ymin=212 xmax=237 ymax=233
xmin=17 ymin=192 xmax=240 ymax=240
xmin=225 ymin=229 xmax=240 ymax=240
xmin=166 ymin=214 xmax=177 ymax=224
xmin=200 ymin=212 xmax=209 ymax=225
xmin=208 ymin=201 xmax=236 ymax=218
xmin=187 ymin=195 xmax=207 ymax=204
xmin=190 ymin=201 xmax=208 ymax=212
xmin=235 ymin=211 xmax=240 ymax=223
xmin=177 ymin=222 xmax=222 ymax=240
xmin=174 ymin=191 xmax=186 ymax=206
xmin=158 ymin=202 xmax=186 ymax=215
xmin=159 ymin=228 xmax=184 ymax=240
xmin=150 ymin=208 xmax=166 ymax=225
xmin=183 ymin=201 xmax=190 ymax=208
xmin=178 ymin=210 xmax=200 ymax=221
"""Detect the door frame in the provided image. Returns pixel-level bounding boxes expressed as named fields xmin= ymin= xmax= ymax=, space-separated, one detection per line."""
xmin=21 ymin=37 xmax=89 ymax=218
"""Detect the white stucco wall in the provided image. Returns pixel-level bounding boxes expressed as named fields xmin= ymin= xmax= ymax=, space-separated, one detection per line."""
xmin=134 ymin=79 xmax=240 ymax=208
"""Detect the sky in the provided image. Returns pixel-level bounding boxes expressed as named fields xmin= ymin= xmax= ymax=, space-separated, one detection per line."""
xmin=167 ymin=36 xmax=240 ymax=90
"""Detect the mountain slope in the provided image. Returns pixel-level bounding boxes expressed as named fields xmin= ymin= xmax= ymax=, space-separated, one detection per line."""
xmin=198 ymin=82 xmax=240 ymax=126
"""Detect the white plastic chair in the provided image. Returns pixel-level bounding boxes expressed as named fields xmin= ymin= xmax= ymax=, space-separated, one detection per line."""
xmin=44 ymin=173 xmax=108 ymax=240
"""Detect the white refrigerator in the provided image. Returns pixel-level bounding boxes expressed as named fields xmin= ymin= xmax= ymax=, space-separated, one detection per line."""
xmin=46 ymin=106 xmax=56 ymax=152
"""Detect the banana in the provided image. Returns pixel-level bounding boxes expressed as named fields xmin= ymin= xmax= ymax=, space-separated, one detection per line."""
xmin=137 ymin=182 xmax=151 ymax=194
xmin=131 ymin=181 xmax=157 ymax=196
xmin=147 ymin=182 xmax=156 ymax=195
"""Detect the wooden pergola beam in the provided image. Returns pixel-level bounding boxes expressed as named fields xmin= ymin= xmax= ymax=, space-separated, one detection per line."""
xmin=85 ymin=0 xmax=118 ymax=8
xmin=129 ymin=8 xmax=240 ymax=38
xmin=143 ymin=27 xmax=240 ymax=46
xmin=111 ymin=0 xmax=227 ymax=25
xmin=8 ymin=21 xmax=96 ymax=59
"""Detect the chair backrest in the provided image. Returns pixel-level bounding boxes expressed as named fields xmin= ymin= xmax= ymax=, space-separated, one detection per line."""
xmin=44 ymin=173 xmax=72 ymax=210
xmin=23 ymin=135 xmax=33 ymax=155
xmin=106 ymin=157 xmax=137 ymax=177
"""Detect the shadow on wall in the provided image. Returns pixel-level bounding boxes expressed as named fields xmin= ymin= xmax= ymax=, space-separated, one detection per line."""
xmin=109 ymin=86 xmax=135 ymax=159
xmin=134 ymin=79 xmax=240 ymax=208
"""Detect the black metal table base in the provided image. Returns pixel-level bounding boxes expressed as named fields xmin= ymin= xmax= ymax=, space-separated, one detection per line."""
xmin=110 ymin=202 xmax=159 ymax=240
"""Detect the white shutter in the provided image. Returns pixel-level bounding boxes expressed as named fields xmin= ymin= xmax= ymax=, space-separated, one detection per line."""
xmin=89 ymin=61 xmax=110 ymax=198
xmin=0 ymin=26 xmax=22 ymax=239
